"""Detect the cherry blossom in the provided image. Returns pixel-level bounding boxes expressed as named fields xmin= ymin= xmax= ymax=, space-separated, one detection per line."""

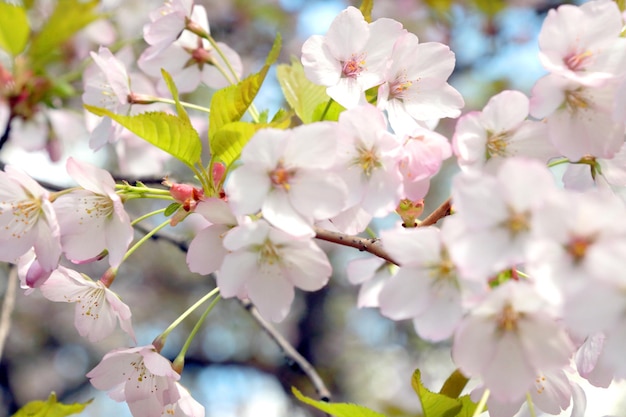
xmin=142 ymin=0 xmax=194 ymax=60
xmin=529 ymin=74 xmax=624 ymax=161
xmin=39 ymin=266 xmax=135 ymax=342
xmin=379 ymin=225 xmax=467 ymax=342
xmin=443 ymin=158 xmax=556 ymax=280
xmin=218 ymin=219 xmax=331 ymax=322
xmin=377 ymin=32 xmax=464 ymax=135
xmin=335 ymin=104 xmax=403 ymax=218
xmin=162 ymin=383 xmax=205 ymax=417
xmin=225 ymin=123 xmax=347 ymax=237
xmin=453 ymin=281 xmax=574 ymax=403
xmin=453 ymin=90 xmax=555 ymax=173
xmin=87 ymin=345 xmax=182 ymax=417
xmin=139 ymin=4 xmax=243 ymax=93
xmin=538 ymin=0 xmax=626 ymax=86
xmin=186 ymin=198 xmax=237 ymax=275
xmin=301 ymin=6 xmax=405 ymax=108
xmin=52 ymin=157 xmax=133 ymax=268
xmin=346 ymin=256 xmax=394 ymax=308
xmin=82 ymin=46 xmax=133 ymax=149
xmin=398 ymin=126 xmax=451 ymax=200
xmin=0 ymin=165 xmax=61 ymax=272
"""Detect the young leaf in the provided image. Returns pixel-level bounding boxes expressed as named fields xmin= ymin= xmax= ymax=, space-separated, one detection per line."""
xmin=0 ymin=2 xmax=29 ymax=56
xmin=359 ymin=0 xmax=374 ymax=23
xmin=292 ymin=387 xmax=387 ymax=417
xmin=276 ymin=56 xmax=329 ymax=124
xmin=411 ymin=369 xmax=462 ymax=417
xmin=208 ymin=33 xmax=282 ymax=141
xmin=164 ymin=203 xmax=182 ymax=217
xmin=84 ymin=105 xmax=202 ymax=169
xmin=12 ymin=392 xmax=92 ymax=417
xmin=312 ymin=98 xmax=345 ymax=122
xmin=29 ymin=0 xmax=101 ymax=68
xmin=161 ymin=69 xmax=190 ymax=124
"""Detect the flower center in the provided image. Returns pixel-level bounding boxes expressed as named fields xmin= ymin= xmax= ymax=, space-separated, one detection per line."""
xmin=565 ymin=89 xmax=590 ymax=113
xmin=258 ymin=239 xmax=281 ymax=265
xmin=564 ymin=50 xmax=592 ymax=72
xmin=352 ymin=144 xmax=381 ymax=177
xmin=4 ymin=195 xmax=42 ymax=239
xmin=389 ymin=71 xmax=414 ymax=100
xmin=566 ymin=235 xmax=594 ymax=263
xmin=269 ymin=162 xmax=294 ymax=191
xmin=79 ymin=195 xmax=114 ymax=225
xmin=497 ymin=303 xmax=520 ymax=332
xmin=486 ymin=131 xmax=510 ymax=158
xmin=503 ymin=207 xmax=530 ymax=237
xmin=342 ymin=54 xmax=366 ymax=78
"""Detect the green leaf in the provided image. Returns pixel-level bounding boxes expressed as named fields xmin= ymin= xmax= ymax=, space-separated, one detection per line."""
xmin=276 ymin=56 xmax=329 ymax=124
xmin=411 ymin=369 xmax=462 ymax=417
xmin=292 ymin=387 xmax=387 ymax=417
xmin=164 ymin=203 xmax=182 ymax=217
xmin=0 ymin=2 xmax=29 ymax=56
xmin=455 ymin=395 xmax=480 ymax=417
xmin=161 ymin=69 xmax=190 ymax=124
xmin=208 ymin=33 xmax=282 ymax=141
xmin=312 ymin=98 xmax=345 ymax=122
xmin=84 ymin=105 xmax=202 ymax=169
xmin=29 ymin=0 xmax=102 ymax=68
xmin=359 ymin=0 xmax=374 ymax=23
xmin=12 ymin=392 xmax=92 ymax=417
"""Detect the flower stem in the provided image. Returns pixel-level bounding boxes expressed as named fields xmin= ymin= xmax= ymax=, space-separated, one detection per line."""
xmin=131 ymin=208 xmax=167 ymax=226
xmin=156 ymin=287 xmax=220 ymax=348
xmin=173 ymin=294 xmax=221 ymax=371
xmin=547 ymin=157 xmax=569 ymax=168
xmin=130 ymin=95 xmax=211 ymax=114
xmin=122 ymin=219 xmax=171 ymax=264
xmin=472 ymin=389 xmax=489 ymax=417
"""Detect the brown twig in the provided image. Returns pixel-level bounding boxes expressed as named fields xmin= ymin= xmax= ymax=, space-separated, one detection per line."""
xmin=240 ymin=299 xmax=332 ymax=402
xmin=420 ymin=197 xmax=452 ymax=227
xmin=314 ymin=226 xmax=399 ymax=266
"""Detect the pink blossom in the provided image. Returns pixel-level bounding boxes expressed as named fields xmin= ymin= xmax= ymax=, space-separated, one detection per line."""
xmin=379 ymin=226 xmax=467 ymax=342
xmin=453 ymin=281 xmax=574 ymax=403
xmin=163 ymin=383 xmax=205 ymax=417
xmin=377 ymin=32 xmax=464 ymax=135
xmin=186 ymin=198 xmax=237 ymax=275
xmin=529 ymin=74 xmax=624 ymax=161
xmin=142 ymin=0 xmax=194 ymax=60
xmin=52 ymin=158 xmax=133 ymax=268
xmin=399 ymin=126 xmax=451 ymax=200
xmin=346 ymin=256 xmax=394 ymax=308
xmin=87 ymin=345 xmax=182 ymax=417
xmin=453 ymin=90 xmax=555 ymax=173
xmin=301 ymin=6 xmax=405 ymax=109
xmin=139 ymin=5 xmax=242 ymax=93
xmin=335 ymin=104 xmax=403 ymax=217
xmin=443 ymin=158 xmax=556 ymax=281
xmin=0 ymin=166 xmax=61 ymax=272
xmin=538 ymin=0 xmax=626 ymax=87
xmin=225 ymin=124 xmax=348 ymax=237
xmin=39 ymin=266 xmax=135 ymax=342
xmin=218 ymin=220 xmax=331 ymax=322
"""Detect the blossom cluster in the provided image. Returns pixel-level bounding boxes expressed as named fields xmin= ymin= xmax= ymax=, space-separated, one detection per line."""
xmin=2 ymin=0 xmax=626 ymax=416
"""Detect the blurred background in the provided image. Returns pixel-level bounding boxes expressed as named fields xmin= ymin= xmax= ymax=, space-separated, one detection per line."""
xmin=2 ymin=0 xmax=626 ymax=416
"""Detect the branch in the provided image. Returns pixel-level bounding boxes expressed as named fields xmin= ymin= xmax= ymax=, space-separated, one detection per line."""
xmin=314 ymin=227 xmax=399 ymax=266
xmin=420 ymin=197 xmax=452 ymax=226
xmin=240 ymin=299 xmax=332 ymax=401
